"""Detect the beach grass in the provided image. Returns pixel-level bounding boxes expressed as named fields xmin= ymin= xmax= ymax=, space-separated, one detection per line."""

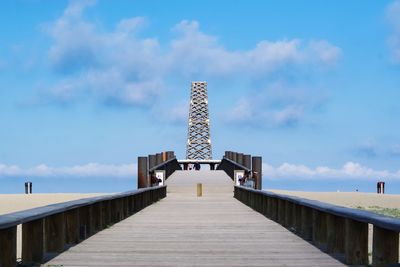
xmin=356 ymin=205 xmax=400 ymax=218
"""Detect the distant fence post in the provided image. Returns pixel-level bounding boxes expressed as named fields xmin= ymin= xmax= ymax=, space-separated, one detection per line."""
xmin=138 ymin=156 xmax=149 ymax=188
xmin=252 ymin=156 xmax=262 ymax=190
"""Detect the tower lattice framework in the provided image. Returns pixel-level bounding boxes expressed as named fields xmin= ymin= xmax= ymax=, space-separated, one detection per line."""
xmin=186 ymin=81 xmax=212 ymax=160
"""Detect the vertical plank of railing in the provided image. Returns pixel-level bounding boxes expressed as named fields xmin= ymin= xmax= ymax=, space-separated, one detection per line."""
xmin=262 ymin=195 xmax=268 ymax=216
xmin=22 ymin=218 xmax=44 ymax=264
xmin=65 ymin=209 xmax=79 ymax=245
xmin=128 ymin=195 xmax=134 ymax=215
xmin=301 ymin=206 xmax=313 ymax=240
xmin=372 ymin=225 xmax=399 ymax=267
xmin=326 ymin=214 xmax=345 ymax=254
xmin=45 ymin=212 xmax=66 ymax=253
xmin=312 ymin=210 xmax=327 ymax=248
xmin=278 ymin=199 xmax=286 ymax=225
xmin=272 ymin=198 xmax=278 ymax=221
xmin=294 ymin=204 xmax=302 ymax=233
xmin=103 ymin=200 xmax=111 ymax=227
xmin=344 ymin=218 xmax=368 ymax=265
xmin=79 ymin=206 xmax=90 ymax=239
xmin=123 ymin=197 xmax=129 ymax=219
xmin=0 ymin=226 xmax=16 ymax=267
xmin=284 ymin=201 xmax=292 ymax=228
xmin=93 ymin=203 xmax=103 ymax=233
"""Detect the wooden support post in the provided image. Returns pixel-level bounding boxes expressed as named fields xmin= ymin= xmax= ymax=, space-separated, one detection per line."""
xmin=344 ymin=218 xmax=368 ymax=265
xmin=45 ymin=212 xmax=65 ymax=253
xmin=326 ymin=214 xmax=345 ymax=254
xmin=65 ymin=209 xmax=79 ymax=245
xmin=243 ymin=154 xmax=251 ymax=169
xmin=237 ymin=153 xmax=244 ymax=166
xmin=252 ymin=156 xmax=262 ymax=190
xmin=138 ymin=156 xmax=149 ymax=189
xmin=301 ymin=206 xmax=313 ymax=240
xmin=0 ymin=226 xmax=16 ymax=267
xmin=372 ymin=225 xmax=399 ymax=267
xmin=312 ymin=210 xmax=327 ymax=248
xmin=166 ymin=151 xmax=174 ymax=160
xmin=232 ymin=152 xmax=238 ymax=163
xmin=156 ymin=153 xmax=163 ymax=165
xmin=148 ymin=154 xmax=156 ymax=170
xmin=22 ymin=219 xmax=44 ymax=264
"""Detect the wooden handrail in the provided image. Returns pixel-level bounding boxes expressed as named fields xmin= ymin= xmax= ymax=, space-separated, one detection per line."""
xmin=235 ymin=186 xmax=400 ymax=266
xmin=0 ymin=186 xmax=167 ymax=267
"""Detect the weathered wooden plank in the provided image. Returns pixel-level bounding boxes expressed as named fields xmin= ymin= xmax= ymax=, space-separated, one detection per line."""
xmin=45 ymin=171 xmax=345 ymax=267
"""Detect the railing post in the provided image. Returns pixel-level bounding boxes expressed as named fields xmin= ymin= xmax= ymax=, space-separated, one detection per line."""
xmin=65 ymin=209 xmax=79 ymax=245
xmin=301 ymin=206 xmax=313 ymax=240
xmin=326 ymin=214 xmax=345 ymax=254
xmin=372 ymin=225 xmax=399 ymax=267
xmin=0 ymin=226 xmax=16 ymax=267
xmin=344 ymin=218 xmax=368 ymax=265
xmin=252 ymin=156 xmax=262 ymax=190
xmin=22 ymin=218 xmax=44 ymax=264
xmin=45 ymin=212 xmax=66 ymax=253
xmin=138 ymin=156 xmax=149 ymax=188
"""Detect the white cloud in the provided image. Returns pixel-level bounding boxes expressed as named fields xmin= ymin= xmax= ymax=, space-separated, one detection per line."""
xmin=226 ymin=82 xmax=327 ymax=127
xmin=263 ymin=161 xmax=397 ymax=180
xmin=387 ymin=0 xmax=400 ymax=63
xmin=41 ymin=2 xmax=340 ymax=107
xmin=0 ymin=163 xmax=136 ymax=178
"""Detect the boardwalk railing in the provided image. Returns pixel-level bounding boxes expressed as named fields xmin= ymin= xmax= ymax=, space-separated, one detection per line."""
xmin=235 ymin=186 xmax=400 ymax=267
xmin=217 ymin=157 xmax=251 ymax=180
xmin=218 ymin=151 xmax=262 ymax=189
xmin=0 ymin=186 xmax=166 ymax=267
xmin=149 ymin=157 xmax=182 ymax=180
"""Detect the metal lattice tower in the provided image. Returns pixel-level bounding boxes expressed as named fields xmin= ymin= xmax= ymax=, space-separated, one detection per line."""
xmin=186 ymin=81 xmax=212 ymax=160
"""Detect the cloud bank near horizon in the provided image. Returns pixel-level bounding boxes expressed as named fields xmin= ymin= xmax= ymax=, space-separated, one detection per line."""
xmin=1 ymin=161 xmax=398 ymax=180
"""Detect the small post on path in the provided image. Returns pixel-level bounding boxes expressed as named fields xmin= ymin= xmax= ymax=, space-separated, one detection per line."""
xmin=197 ymin=183 xmax=202 ymax=197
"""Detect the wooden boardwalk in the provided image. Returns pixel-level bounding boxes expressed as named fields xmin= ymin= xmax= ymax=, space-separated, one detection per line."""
xmin=44 ymin=171 xmax=346 ymax=266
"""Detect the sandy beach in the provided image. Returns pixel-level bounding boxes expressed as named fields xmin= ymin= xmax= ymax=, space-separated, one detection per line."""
xmin=269 ymin=189 xmax=400 ymax=209
xmin=0 ymin=193 xmax=109 ymax=216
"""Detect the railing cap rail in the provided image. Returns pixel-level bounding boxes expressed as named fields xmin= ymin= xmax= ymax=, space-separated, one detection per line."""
xmin=0 ymin=186 xmax=166 ymax=230
xmin=223 ymin=157 xmax=251 ymax=172
xmin=149 ymin=157 xmax=178 ymax=172
xmin=236 ymin=186 xmax=400 ymax=232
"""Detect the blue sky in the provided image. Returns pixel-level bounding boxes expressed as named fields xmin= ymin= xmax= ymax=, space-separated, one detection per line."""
xmin=1 ymin=0 xmax=400 ymax=193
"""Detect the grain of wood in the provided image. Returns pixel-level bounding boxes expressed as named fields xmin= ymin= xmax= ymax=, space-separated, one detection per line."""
xmin=44 ymin=171 xmax=345 ymax=266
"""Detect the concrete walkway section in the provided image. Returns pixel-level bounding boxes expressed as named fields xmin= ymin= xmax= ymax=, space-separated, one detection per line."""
xmin=44 ymin=171 xmax=346 ymax=266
